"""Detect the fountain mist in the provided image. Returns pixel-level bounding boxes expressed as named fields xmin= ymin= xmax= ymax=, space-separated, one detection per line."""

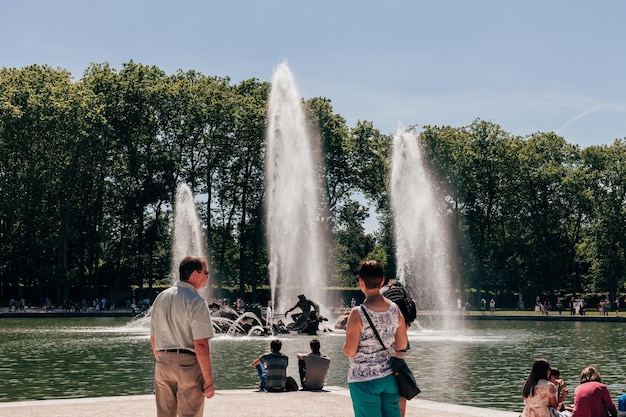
xmin=390 ymin=128 xmax=455 ymax=325
xmin=127 ymin=183 xmax=210 ymax=329
xmin=265 ymin=62 xmax=329 ymax=316
xmin=171 ymin=183 xmax=210 ymax=300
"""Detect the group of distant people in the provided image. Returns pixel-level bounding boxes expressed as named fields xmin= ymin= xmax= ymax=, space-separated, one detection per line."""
xmin=598 ymin=295 xmax=625 ymax=316
xmin=8 ymin=296 xmax=135 ymax=313
xmin=479 ymin=298 xmax=496 ymax=314
xmin=8 ymin=298 xmax=25 ymax=312
xmin=531 ymin=295 xmax=626 ymax=317
xmin=535 ymin=296 xmax=553 ymax=315
xmin=522 ymin=357 xmax=626 ymax=417
xmin=149 ymin=256 xmax=417 ymax=417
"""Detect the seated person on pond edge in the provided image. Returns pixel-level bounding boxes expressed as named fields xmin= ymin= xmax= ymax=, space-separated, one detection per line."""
xmin=297 ymin=338 xmax=330 ymax=390
xmin=549 ymin=366 xmax=572 ymax=414
xmin=251 ymin=339 xmax=289 ymax=391
xmin=522 ymin=358 xmax=559 ymax=417
xmin=618 ymin=386 xmax=626 ymax=417
xmin=571 ymin=366 xmax=617 ymax=417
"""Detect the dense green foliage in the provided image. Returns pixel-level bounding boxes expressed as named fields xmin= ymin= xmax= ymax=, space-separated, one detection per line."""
xmin=1 ymin=63 xmax=625 ymax=307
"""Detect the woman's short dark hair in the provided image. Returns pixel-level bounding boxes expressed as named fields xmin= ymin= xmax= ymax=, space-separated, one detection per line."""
xmin=550 ymin=366 xmax=560 ymax=378
xmin=179 ymin=256 xmax=203 ymax=281
xmin=357 ymin=260 xmax=384 ymax=289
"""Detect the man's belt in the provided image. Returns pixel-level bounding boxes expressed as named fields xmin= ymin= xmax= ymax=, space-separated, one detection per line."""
xmin=160 ymin=349 xmax=195 ymax=355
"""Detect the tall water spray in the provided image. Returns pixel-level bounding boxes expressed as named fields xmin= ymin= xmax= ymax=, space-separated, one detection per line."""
xmin=265 ymin=62 xmax=329 ymax=316
xmin=390 ymin=128 xmax=454 ymax=323
xmin=171 ymin=183 xmax=210 ymax=299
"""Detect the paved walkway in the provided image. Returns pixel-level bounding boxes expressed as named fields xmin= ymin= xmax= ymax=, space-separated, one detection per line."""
xmin=0 ymin=387 xmax=519 ymax=417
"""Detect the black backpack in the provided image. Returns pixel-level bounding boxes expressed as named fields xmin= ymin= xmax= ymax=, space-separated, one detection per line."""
xmin=383 ymin=283 xmax=417 ymax=325
xmin=285 ymin=376 xmax=299 ymax=391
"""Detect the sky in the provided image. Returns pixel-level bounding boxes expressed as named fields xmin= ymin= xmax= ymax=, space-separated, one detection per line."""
xmin=1 ymin=0 xmax=625 ymax=148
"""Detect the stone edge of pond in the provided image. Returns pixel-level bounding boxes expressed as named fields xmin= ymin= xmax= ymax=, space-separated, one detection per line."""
xmin=0 ymin=387 xmax=520 ymax=417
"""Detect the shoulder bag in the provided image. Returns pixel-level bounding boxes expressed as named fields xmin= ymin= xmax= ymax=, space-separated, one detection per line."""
xmin=360 ymin=306 xmax=421 ymax=400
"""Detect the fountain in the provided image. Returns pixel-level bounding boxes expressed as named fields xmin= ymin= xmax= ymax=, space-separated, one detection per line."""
xmin=127 ymin=183 xmax=268 ymax=335
xmin=174 ymin=183 xmax=274 ymax=334
xmin=171 ymin=183 xmax=208 ymax=286
xmin=265 ymin=61 xmax=330 ymax=321
xmin=389 ymin=128 xmax=455 ymax=326
xmin=163 ymin=64 xmax=332 ymax=334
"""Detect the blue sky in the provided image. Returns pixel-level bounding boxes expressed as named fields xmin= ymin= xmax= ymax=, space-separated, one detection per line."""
xmin=1 ymin=0 xmax=625 ymax=148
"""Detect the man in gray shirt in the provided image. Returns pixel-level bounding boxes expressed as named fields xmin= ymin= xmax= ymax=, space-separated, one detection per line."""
xmin=150 ymin=256 xmax=215 ymax=417
xmin=297 ymin=338 xmax=330 ymax=390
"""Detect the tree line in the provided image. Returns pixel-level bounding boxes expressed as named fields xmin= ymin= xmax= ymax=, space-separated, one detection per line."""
xmin=1 ymin=62 xmax=625 ymax=308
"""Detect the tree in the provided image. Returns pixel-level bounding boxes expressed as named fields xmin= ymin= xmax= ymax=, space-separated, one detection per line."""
xmin=231 ymin=79 xmax=269 ymax=297
xmin=581 ymin=140 xmax=626 ymax=296
xmin=512 ymin=133 xmax=582 ymax=296
xmin=0 ymin=65 xmax=83 ymax=302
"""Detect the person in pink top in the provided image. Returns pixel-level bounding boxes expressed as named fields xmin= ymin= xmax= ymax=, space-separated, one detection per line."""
xmin=522 ymin=358 xmax=559 ymax=417
xmin=571 ymin=366 xmax=617 ymax=417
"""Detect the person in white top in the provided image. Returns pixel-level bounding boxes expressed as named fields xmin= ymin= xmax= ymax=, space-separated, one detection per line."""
xmin=343 ymin=260 xmax=408 ymax=417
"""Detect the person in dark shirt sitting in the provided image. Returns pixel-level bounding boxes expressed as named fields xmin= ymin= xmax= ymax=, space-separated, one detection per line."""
xmin=251 ymin=339 xmax=289 ymax=392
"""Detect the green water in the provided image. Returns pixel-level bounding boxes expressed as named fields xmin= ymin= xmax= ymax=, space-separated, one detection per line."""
xmin=1 ymin=317 xmax=625 ymax=413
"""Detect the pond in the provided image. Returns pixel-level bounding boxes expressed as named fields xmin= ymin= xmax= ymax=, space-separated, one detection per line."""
xmin=1 ymin=316 xmax=625 ymax=413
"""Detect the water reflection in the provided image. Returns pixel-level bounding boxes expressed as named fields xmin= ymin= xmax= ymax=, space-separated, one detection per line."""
xmin=1 ymin=317 xmax=625 ymax=413
xmin=404 ymin=320 xmax=626 ymax=411
xmin=0 ymin=317 xmax=154 ymax=401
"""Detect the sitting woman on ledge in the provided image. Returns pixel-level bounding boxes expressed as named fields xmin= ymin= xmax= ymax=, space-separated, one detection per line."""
xmin=571 ymin=366 xmax=617 ymax=417
xmin=522 ymin=358 xmax=559 ymax=417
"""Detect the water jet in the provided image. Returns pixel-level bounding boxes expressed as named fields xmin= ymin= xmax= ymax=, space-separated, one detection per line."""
xmin=390 ymin=128 xmax=456 ymax=328
xmin=265 ymin=61 xmax=330 ymax=321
